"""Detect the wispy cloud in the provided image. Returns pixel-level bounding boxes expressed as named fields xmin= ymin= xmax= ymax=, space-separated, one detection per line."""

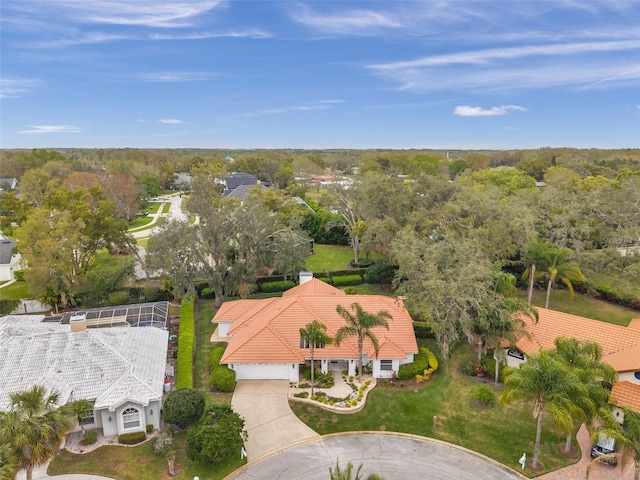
xmin=18 ymin=124 xmax=82 ymax=134
xmin=454 ymin=105 xmax=527 ymax=117
xmin=237 ymin=100 xmax=343 ymax=118
xmin=0 ymin=77 xmax=42 ymax=98
xmin=136 ymin=119 xmax=147 ymax=123
xmin=139 ymin=71 xmax=217 ymax=82
xmin=159 ymin=119 xmax=185 ymax=124
xmin=290 ymin=4 xmax=403 ymax=34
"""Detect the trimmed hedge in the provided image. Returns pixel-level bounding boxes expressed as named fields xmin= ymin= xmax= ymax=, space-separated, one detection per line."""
xmin=261 ymin=280 xmax=295 ymax=293
xmin=177 ymin=294 xmax=195 ymax=389
xmin=118 ymin=431 xmax=146 ymax=445
xmin=209 ymin=345 xmax=236 ymax=392
xmin=256 ymin=275 xmax=285 ymax=286
xmin=398 ymin=347 xmax=438 ymax=380
xmin=412 ymin=321 xmax=435 ymax=339
xmin=332 ymin=275 xmax=364 ymax=287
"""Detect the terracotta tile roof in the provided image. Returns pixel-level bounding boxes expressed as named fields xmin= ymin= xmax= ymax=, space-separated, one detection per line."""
xmin=629 ymin=319 xmax=640 ymax=331
xmin=515 ymin=308 xmax=640 ymax=372
xmin=611 ymin=381 xmax=640 ymax=413
xmin=216 ymin=279 xmax=418 ymax=364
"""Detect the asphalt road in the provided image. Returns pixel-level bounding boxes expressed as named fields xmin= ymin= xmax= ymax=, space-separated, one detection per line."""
xmin=226 ymin=433 xmax=525 ymax=480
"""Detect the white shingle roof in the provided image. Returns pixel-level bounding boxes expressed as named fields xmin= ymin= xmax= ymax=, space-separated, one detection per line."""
xmin=0 ymin=315 xmax=168 ymax=411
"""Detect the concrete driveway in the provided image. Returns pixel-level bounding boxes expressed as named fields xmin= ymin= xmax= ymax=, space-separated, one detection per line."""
xmin=231 ymin=380 xmax=318 ymax=461
xmin=227 ymin=433 xmax=525 ymax=480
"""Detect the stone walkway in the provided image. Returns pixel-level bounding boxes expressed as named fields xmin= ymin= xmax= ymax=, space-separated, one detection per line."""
xmin=537 ymin=424 xmax=633 ymax=480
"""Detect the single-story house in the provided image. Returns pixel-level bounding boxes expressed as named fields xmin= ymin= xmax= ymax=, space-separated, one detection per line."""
xmin=0 ymin=235 xmax=20 ymax=281
xmin=0 ymin=178 xmax=18 ymax=191
xmin=503 ymin=308 xmax=640 ymax=423
xmin=213 ymin=274 xmax=418 ymax=381
xmin=0 ymin=315 xmax=168 ymax=436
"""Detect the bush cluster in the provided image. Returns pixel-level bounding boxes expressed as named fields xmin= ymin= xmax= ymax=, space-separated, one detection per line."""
xmin=162 ymin=388 xmax=205 ymax=429
xmin=472 ymin=385 xmax=497 ymax=406
xmin=594 ymin=284 xmax=640 ymax=311
xmin=209 ymin=345 xmax=236 ymax=392
xmin=398 ymin=347 xmax=438 ymax=380
xmin=13 ymin=270 xmax=25 ymax=281
xmin=332 ymin=274 xmax=364 ymax=287
xmin=80 ymin=430 xmax=98 ymax=445
xmin=412 ymin=321 xmax=435 ymax=339
xmin=152 ymin=428 xmax=174 ymax=455
xmin=118 ymin=431 xmax=146 ymax=445
xmin=177 ymin=294 xmax=195 ymax=389
xmin=261 ymin=280 xmax=296 ymax=293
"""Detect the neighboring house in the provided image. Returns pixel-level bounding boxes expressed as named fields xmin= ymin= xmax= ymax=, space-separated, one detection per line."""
xmin=503 ymin=308 xmax=640 ymax=423
xmin=0 ymin=315 xmax=169 ymax=436
xmin=0 ymin=234 xmax=20 ymax=281
xmin=223 ymin=172 xmax=262 ymax=197
xmin=214 ymin=274 xmax=418 ymax=381
xmin=0 ymin=178 xmax=18 ymax=191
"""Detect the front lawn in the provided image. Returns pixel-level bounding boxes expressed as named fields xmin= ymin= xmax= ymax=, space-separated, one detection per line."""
xmin=305 ymin=244 xmax=387 ymax=272
xmin=0 ymin=281 xmax=33 ymax=300
xmin=290 ymin=340 xmax=577 ymax=477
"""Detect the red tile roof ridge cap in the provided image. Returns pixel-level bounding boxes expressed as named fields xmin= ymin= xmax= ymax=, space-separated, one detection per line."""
xmin=266 ymin=322 xmax=305 ymax=362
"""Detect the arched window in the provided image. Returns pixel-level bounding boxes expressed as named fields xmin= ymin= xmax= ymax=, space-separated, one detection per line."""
xmin=635 ymin=371 xmax=640 ymax=380
xmin=122 ymin=407 xmax=140 ymax=429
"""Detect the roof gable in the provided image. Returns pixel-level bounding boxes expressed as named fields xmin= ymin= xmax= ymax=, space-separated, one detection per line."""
xmin=611 ymin=381 xmax=640 ymax=413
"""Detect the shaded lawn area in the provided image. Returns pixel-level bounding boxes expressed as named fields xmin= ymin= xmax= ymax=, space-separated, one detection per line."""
xmin=290 ymin=340 xmax=577 ymax=478
xmin=162 ymin=201 xmax=172 ymax=214
xmin=0 ymin=280 xmax=33 ymax=300
xmin=50 ymin=432 xmax=243 ymax=480
xmin=305 ymin=244 xmax=387 ymax=272
xmin=515 ymin=288 xmax=636 ymax=327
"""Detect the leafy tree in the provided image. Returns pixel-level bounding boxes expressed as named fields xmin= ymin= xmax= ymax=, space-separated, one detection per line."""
xmin=140 ymin=174 xmax=161 ymax=198
xmin=0 ymin=385 xmax=73 ymax=480
xmin=19 ymin=169 xmax=61 ymax=208
xmin=162 ymin=389 xmax=205 ymax=429
xmin=186 ymin=405 xmax=247 ymax=464
xmin=335 ymin=302 xmax=391 ymax=381
xmin=300 ymin=321 xmax=334 ymax=396
xmin=460 ymin=167 xmax=536 ymax=195
xmin=500 ymin=350 xmax=587 ymax=469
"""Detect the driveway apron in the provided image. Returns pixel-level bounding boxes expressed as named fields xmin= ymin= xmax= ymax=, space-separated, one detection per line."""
xmin=231 ymin=380 xmax=318 ymax=461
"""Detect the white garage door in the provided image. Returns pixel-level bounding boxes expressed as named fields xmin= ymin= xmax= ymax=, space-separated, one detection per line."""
xmin=235 ymin=363 xmax=291 ymax=380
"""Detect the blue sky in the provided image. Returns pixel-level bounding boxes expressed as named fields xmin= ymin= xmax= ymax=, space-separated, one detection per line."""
xmin=1 ymin=1 xmax=639 ymax=149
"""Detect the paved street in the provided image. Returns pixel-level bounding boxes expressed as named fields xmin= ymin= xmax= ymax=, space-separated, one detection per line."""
xmin=227 ymin=433 xmax=525 ymax=480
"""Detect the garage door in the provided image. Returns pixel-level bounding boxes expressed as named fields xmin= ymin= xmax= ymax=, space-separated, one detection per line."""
xmin=235 ymin=363 xmax=291 ymax=380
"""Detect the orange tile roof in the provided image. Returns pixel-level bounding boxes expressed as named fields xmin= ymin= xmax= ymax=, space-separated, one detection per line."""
xmin=611 ymin=381 xmax=640 ymax=413
xmin=629 ymin=319 xmax=640 ymax=331
xmin=515 ymin=308 xmax=640 ymax=372
xmin=216 ymin=278 xmax=418 ymax=364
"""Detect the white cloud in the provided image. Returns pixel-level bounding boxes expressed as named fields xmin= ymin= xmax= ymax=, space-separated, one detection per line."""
xmin=237 ymin=100 xmax=343 ymax=118
xmin=291 ymin=5 xmax=403 ymax=34
xmin=159 ymin=119 xmax=185 ymax=124
xmin=140 ymin=71 xmax=217 ymax=82
xmin=0 ymin=76 xmax=42 ymax=98
xmin=136 ymin=119 xmax=147 ymax=123
xmin=18 ymin=124 xmax=82 ymax=134
xmin=453 ymin=105 xmax=527 ymax=117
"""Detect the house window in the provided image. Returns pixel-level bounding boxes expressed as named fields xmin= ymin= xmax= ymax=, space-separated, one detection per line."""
xmin=122 ymin=407 xmax=140 ymax=429
xmin=380 ymin=360 xmax=393 ymax=371
xmin=635 ymin=372 xmax=640 ymax=380
xmin=300 ymin=337 xmax=325 ymax=349
xmin=507 ymin=348 xmax=525 ymax=361
xmin=81 ymin=409 xmax=95 ymax=425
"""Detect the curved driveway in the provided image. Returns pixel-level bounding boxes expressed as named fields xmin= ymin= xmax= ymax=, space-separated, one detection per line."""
xmin=227 ymin=433 xmax=524 ymax=480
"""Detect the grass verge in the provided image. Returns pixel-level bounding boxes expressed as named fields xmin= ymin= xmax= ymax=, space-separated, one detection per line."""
xmin=0 ymin=281 xmax=33 ymax=300
xmin=305 ymin=244 xmax=387 ymax=272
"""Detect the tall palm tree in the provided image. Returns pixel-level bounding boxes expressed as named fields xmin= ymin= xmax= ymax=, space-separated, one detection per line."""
xmin=329 ymin=459 xmax=385 ymax=480
xmin=0 ymin=385 xmax=74 ymax=480
xmin=335 ymin=302 xmax=391 ymax=382
xmin=552 ymin=337 xmax=618 ymax=454
xmin=522 ymin=240 xmax=555 ymax=305
xmin=71 ymin=399 xmax=93 ymax=434
xmin=500 ymin=349 xmax=587 ymax=469
xmin=300 ymin=320 xmax=334 ymax=396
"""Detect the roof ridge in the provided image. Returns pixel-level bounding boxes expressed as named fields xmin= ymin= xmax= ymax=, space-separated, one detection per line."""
xmin=266 ymin=323 xmax=305 ymax=362
xmin=227 ymin=297 xmax=280 ymax=334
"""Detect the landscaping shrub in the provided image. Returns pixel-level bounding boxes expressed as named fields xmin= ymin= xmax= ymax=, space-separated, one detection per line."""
xmin=13 ymin=270 xmax=25 ymax=281
xmin=329 ymin=268 xmax=367 ymax=278
xmin=472 ymin=385 xmax=497 ymax=406
xmin=0 ymin=299 xmax=19 ymax=315
xmin=261 ymin=280 xmax=295 ymax=293
xmin=332 ymin=275 xmax=363 ymax=287
xmin=294 ymin=392 xmax=309 ymax=398
xmin=162 ymin=388 xmax=205 ymax=429
xmin=186 ymin=405 xmax=247 ymax=464
xmin=152 ymin=428 xmax=174 ymax=455
xmin=364 ymin=262 xmax=397 ymax=286
xmin=209 ymin=344 xmax=236 ymax=392
xmin=501 ymin=365 xmax=515 ymax=381
xmin=80 ymin=430 xmax=98 ymax=445
xmin=343 ymin=287 xmax=358 ymax=295
xmin=118 ymin=431 xmax=146 ymax=445
xmin=200 ymin=287 xmax=216 ymax=299
xmin=177 ymin=294 xmax=195 ymax=389
xmin=412 ymin=321 xmax=435 ymax=339
xmin=349 ymin=260 xmax=373 ymax=268
xmin=398 ymin=347 xmax=438 ymax=380
xmin=458 ymin=357 xmax=477 ymax=377
xmin=107 ymin=290 xmax=130 ymax=306
xmin=255 ymin=275 xmax=285 ymax=287
xmin=146 ymin=424 xmax=153 ymax=433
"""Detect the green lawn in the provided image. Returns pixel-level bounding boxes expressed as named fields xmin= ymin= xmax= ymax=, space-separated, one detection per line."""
xmin=516 ymin=288 xmax=636 ymax=326
xmin=291 ymin=340 xmax=577 ymax=477
xmin=305 ymin=244 xmax=387 ymax=272
xmin=128 ymin=216 xmax=155 ymax=229
xmin=162 ymin=201 xmax=172 ymax=214
xmin=0 ymin=281 xmax=33 ymax=300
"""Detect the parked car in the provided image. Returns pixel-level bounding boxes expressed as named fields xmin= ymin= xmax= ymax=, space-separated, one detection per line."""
xmin=590 ymin=426 xmax=618 ymax=466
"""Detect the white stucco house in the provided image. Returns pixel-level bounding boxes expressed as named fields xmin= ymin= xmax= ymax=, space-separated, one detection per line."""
xmin=0 ymin=234 xmax=21 ymax=281
xmin=0 ymin=315 xmax=169 ymax=436
xmin=213 ymin=274 xmax=418 ymax=381
xmin=502 ymin=308 xmax=640 ymax=423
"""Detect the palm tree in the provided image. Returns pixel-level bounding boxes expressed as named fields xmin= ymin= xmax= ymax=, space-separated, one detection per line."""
xmin=300 ymin=320 xmax=334 ymax=396
xmin=72 ymin=399 xmax=93 ymax=434
xmin=0 ymin=385 xmax=74 ymax=480
xmin=0 ymin=443 xmax=18 ymax=480
xmin=552 ymin=337 xmax=618 ymax=454
xmin=335 ymin=302 xmax=391 ymax=382
xmin=500 ymin=349 xmax=587 ymax=469
xmin=522 ymin=240 xmax=555 ymax=305
xmin=329 ymin=459 xmax=385 ymax=480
